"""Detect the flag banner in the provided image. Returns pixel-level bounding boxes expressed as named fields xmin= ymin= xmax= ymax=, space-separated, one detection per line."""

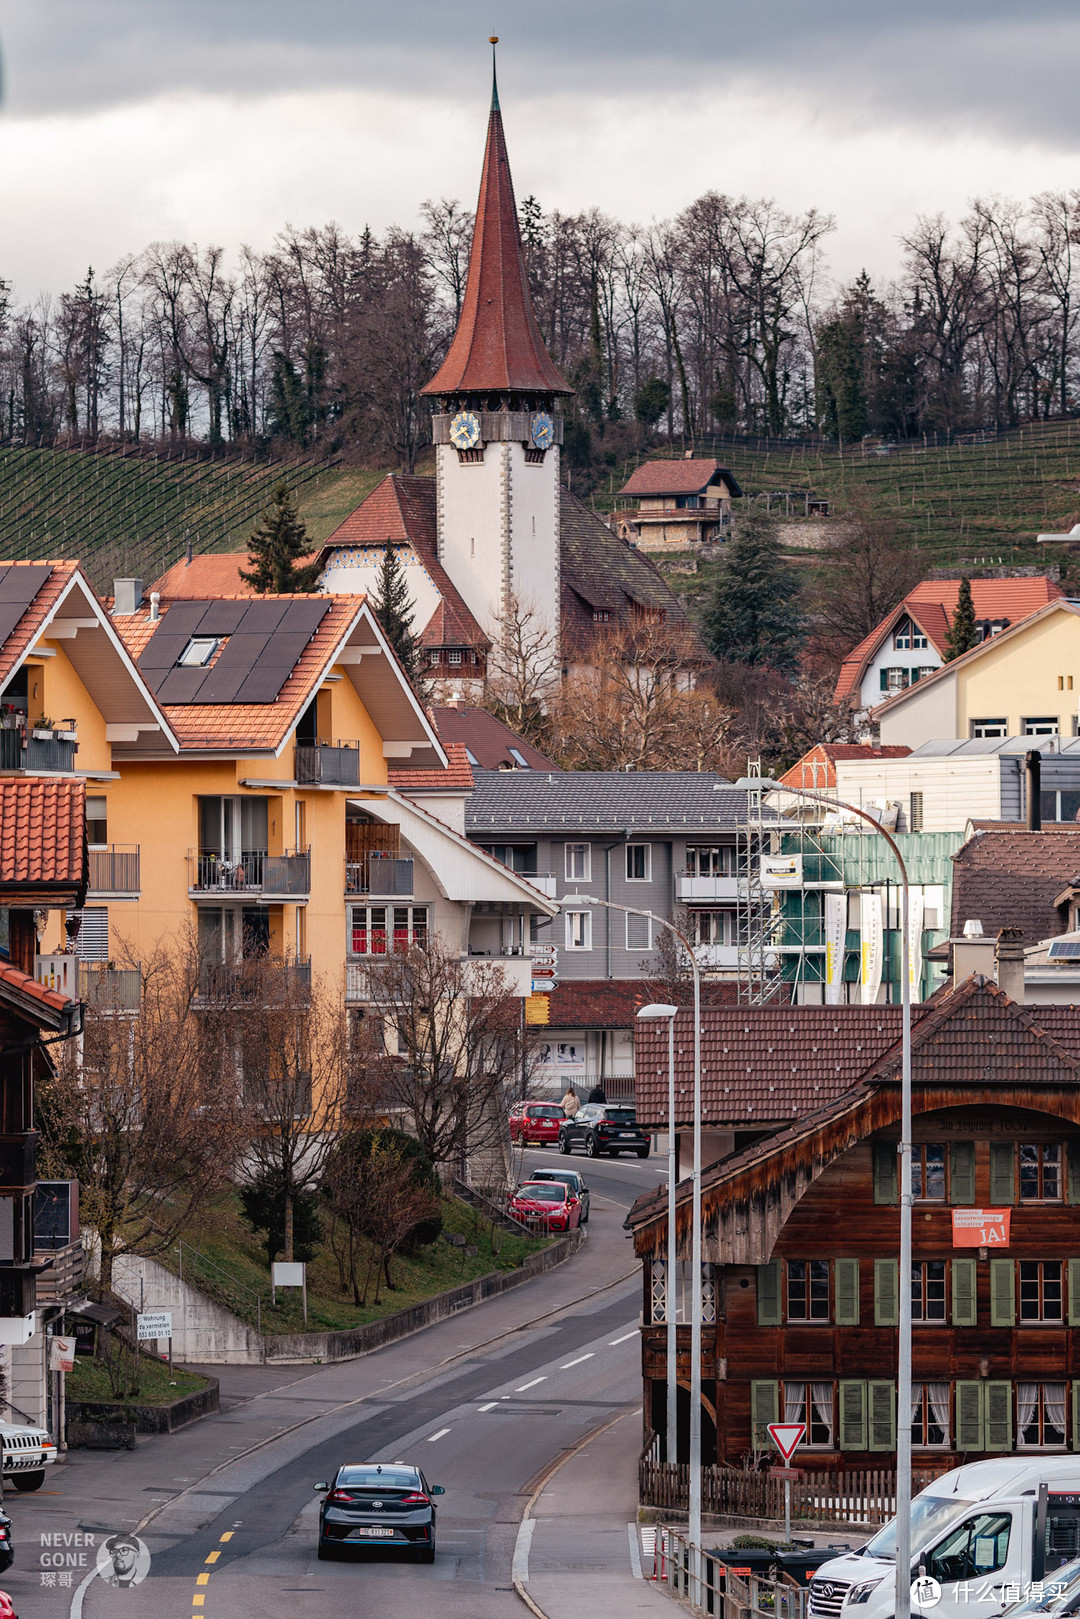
xmin=824 ymin=892 xmax=847 ymax=1005
xmin=906 ymin=889 xmax=925 ymax=999
xmin=860 ymin=892 xmax=884 ymax=1005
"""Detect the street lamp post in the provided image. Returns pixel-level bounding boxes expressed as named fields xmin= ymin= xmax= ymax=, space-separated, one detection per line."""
xmin=563 ymin=894 xmax=703 ymax=1603
xmin=772 ymin=785 xmax=913 ymax=1619
xmin=637 ymin=1002 xmax=679 ymax=1463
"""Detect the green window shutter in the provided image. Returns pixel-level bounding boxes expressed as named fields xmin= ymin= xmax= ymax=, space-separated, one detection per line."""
xmin=750 ymin=1380 xmax=778 ymax=1448
xmin=955 ymin=1381 xmax=985 ymax=1450
xmin=867 ymin=1381 xmax=897 ymax=1452
xmin=880 ymin=669 xmax=889 ymax=692
xmin=835 ymin=1258 xmax=860 ymax=1326
xmin=984 ymin=1382 xmax=1013 ymax=1452
xmin=839 ymin=1380 xmax=867 ymax=1450
xmin=873 ymin=1141 xmax=898 ymax=1205
xmin=757 ymin=1260 xmax=782 ymax=1326
xmin=1069 ymin=1143 xmax=1080 ymax=1205
xmin=990 ymin=1142 xmax=1015 ymax=1205
xmin=874 ymin=1257 xmax=899 ymax=1326
xmin=1069 ymin=1260 xmax=1080 ymax=1328
xmin=950 ymin=1141 xmax=976 ymax=1205
xmin=990 ymin=1258 xmax=1015 ymax=1326
xmin=952 ymin=1256 xmax=978 ymax=1326
xmin=1073 ymin=1384 xmax=1080 ymax=1452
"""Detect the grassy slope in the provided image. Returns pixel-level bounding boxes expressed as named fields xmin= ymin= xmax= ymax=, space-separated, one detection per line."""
xmin=65 ymin=1353 xmax=208 ymax=1407
xmin=155 ymin=1189 xmax=549 ymax=1336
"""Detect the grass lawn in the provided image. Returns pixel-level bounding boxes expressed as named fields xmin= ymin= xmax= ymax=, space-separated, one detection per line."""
xmin=156 ymin=1190 xmax=552 ymax=1336
xmin=65 ymin=1351 xmax=209 ymax=1408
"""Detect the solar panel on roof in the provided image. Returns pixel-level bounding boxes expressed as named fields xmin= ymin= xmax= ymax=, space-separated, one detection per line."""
xmin=252 ymin=631 xmax=312 ymax=669
xmin=195 ymin=601 xmax=247 ymax=636
xmin=137 ymin=635 xmax=189 ymax=673
xmin=234 ymin=666 xmax=292 ymax=703
xmin=211 ymin=632 xmax=272 ymax=668
xmin=155 ymin=601 xmax=211 ymax=640
xmin=280 ymin=600 xmax=331 ymax=634
xmin=154 ymin=666 xmax=214 ymax=704
xmin=193 ymin=665 xmax=249 ymax=704
xmin=0 ymin=604 xmax=28 ymax=645
xmin=0 ymin=564 xmax=52 ymax=605
xmin=235 ymin=601 xmax=290 ymax=633
xmin=1047 ymin=940 xmax=1080 ymax=960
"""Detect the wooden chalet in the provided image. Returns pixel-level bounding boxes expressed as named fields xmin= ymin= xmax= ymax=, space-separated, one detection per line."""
xmin=627 ymin=969 xmax=1080 ymax=1473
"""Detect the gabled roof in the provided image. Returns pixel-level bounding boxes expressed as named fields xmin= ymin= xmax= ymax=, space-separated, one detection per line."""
xmin=618 ymin=459 xmax=743 ymax=499
xmin=389 ymin=744 xmax=474 ymax=795
xmin=431 ymin=705 xmax=555 ymax=771
xmin=153 ymin=553 xmax=263 ymax=601
xmin=421 ymin=87 xmax=571 ymax=398
xmin=779 ymin=744 xmax=912 ymax=789
xmin=834 ymin=575 xmax=1063 ymax=703
xmin=0 ymin=561 xmax=80 ymax=691
xmin=560 ymin=492 xmax=692 ymax=651
xmin=0 ymin=959 xmax=81 ymax=1033
xmin=948 ymin=827 xmax=1080 ymax=942
xmin=0 ymin=779 xmax=87 ymax=906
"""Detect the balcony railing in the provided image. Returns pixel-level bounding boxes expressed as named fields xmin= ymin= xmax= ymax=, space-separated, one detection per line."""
xmin=189 ymin=849 xmax=311 ymax=897
xmin=0 ymin=1136 xmax=37 ymax=1190
xmin=80 ymin=964 xmax=142 ymax=1013
xmin=525 ymin=873 xmax=557 ymax=897
xmin=88 ymin=845 xmax=141 ymax=896
xmin=345 ymin=853 xmax=414 ymax=896
xmin=296 ymin=740 xmax=361 ymax=786
xmin=197 ymin=957 xmax=311 ymax=1003
xmin=0 ymin=724 xmax=78 ymax=772
xmin=675 ymin=873 xmax=738 ymax=902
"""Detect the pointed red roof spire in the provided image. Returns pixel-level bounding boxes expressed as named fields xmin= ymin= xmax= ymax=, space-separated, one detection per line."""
xmin=422 ymin=50 xmax=572 ymax=398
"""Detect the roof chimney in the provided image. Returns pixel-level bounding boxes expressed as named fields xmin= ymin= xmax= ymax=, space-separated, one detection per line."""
xmin=113 ymin=578 xmax=143 ymax=616
xmin=1026 ymin=749 xmax=1042 ymax=831
xmin=444 ymin=692 xmax=466 ymax=712
xmin=995 ymin=926 xmax=1026 ymax=1003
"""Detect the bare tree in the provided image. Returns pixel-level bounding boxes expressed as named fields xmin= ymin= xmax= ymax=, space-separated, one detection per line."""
xmin=480 ymin=592 xmax=559 ymax=743
xmin=813 ymin=489 xmax=925 ymax=651
xmin=324 ymin=1129 xmax=441 ymax=1305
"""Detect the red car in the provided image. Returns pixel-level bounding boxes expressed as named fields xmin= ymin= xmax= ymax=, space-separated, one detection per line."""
xmin=508 ymin=1181 xmax=582 ymax=1232
xmin=0 ymin=1594 xmax=16 ymax=1617
xmin=508 ymin=1100 xmax=564 ymax=1147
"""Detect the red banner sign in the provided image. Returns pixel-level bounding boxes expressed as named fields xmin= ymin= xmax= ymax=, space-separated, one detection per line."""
xmin=952 ymin=1208 xmax=1010 ymax=1247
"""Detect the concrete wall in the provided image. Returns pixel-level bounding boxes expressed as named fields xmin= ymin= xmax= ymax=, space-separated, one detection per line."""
xmin=113 ymin=1254 xmax=264 ymax=1365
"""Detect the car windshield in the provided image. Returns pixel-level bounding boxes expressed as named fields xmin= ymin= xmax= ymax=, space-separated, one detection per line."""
xmin=518 ymin=1184 xmax=566 ymax=1202
xmin=1004 ymin=1559 xmax=1080 ymax=1617
xmin=527 ymin=1106 xmax=562 ymax=1118
xmin=604 ymin=1109 xmax=637 ymax=1125
xmin=337 ymin=1467 xmax=419 ymax=1489
xmin=534 ymin=1172 xmax=579 ymax=1188
xmin=864 ymin=1495 xmax=974 ymax=1561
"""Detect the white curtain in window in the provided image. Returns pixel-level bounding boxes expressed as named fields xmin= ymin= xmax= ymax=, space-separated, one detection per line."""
xmin=911 ymin=1384 xmax=924 ymax=1424
xmin=1017 ymin=1383 xmax=1038 ymax=1437
xmin=811 ymin=1383 xmax=833 ymax=1437
xmin=1045 ymin=1383 xmax=1067 ymax=1438
xmin=929 ymin=1384 xmax=950 ymax=1438
xmin=785 ymin=1383 xmax=805 ymax=1424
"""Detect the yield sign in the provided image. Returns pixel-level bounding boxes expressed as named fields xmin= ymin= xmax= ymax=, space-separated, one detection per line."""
xmin=767 ymin=1422 xmax=806 ymax=1461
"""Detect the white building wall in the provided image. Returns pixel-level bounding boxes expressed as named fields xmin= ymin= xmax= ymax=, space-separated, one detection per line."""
xmin=318 ymin=546 xmax=442 ymax=632
xmin=834 ymin=756 xmax=1004 ymax=831
xmin=7 ymin=1332 xmax=45 ymax=1427
xmin=861 ymin=638 xmax=943 ymax=709
xmin=876 ymin=675 xmax=959 ymax=747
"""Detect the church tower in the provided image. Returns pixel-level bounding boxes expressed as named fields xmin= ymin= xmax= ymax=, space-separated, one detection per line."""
xmin=421 ymin=54 xmax=572 ymax=649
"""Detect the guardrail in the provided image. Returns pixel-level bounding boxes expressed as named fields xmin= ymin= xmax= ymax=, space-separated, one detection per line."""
xmin=648 ymin=1526 xmax=810 ymax=1619
xmin=88 ymin=846 xmax=141 ymax=894
xmin=189 ymin=849 xmax=310 ymax=897
xmin=296 ymin=741 xmax=361 ymax=786
xmin=345 ymin=853 xmax=414 ymax=895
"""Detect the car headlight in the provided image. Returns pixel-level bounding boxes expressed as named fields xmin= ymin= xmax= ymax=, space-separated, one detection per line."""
xmin=847 ymin=1580 xmax=884 ymax=1605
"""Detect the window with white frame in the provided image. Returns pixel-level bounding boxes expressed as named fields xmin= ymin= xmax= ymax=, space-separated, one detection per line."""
xmin=625 ymin=911 xmax=652 ymax=950
xmin=783 ymin=1381 xmax=833 ymax=1446
xmin=971 ymin=718 xmax=1008 ymax=738
xmin=1018 ymin=1383 xmax=1067 ymax=1448
xmin=894 ymin=619 xmax=928 ymax=651
xmin=880 ymin=667 xmax=909 ymax=693
xmin=626 ymin=843 xmax=651 ymax=881
xmin=565 ymin=843 xmax=591 ymax=882
xmin=349 ymin=905 xmax=428 ymax=956
xmin=565 ymin=911 xmax=592 ymax=950
xmin=1023 ymin=717 xmax=1059 ymax=736
xmin=911 ymin=1383 xmax=950 ymax=1447
xmin=686 ymin=845 xmax=732 ymax=876
xmin=690 ymin=910 xmax=731 ymax=945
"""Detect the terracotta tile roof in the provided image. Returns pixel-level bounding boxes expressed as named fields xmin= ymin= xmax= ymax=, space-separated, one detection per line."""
xmin=833 ymin=575 xmax=1063 ymax=702
xmin=151 ymin=553 xmax=261 ymax=601
xmin=389 ymin=744 xmax=474 ymax=794
xmin=316 ymin=476 xmax=489 ymax=652
xmin=0 ymin=561 xmax=80 ymax=692
xmin=431 ymin=706 xmax=555 ymax=771
xmin=0 ymin=959 xmax=79 ymax=1029
xmin=618 ymin=459 xmax=743 ymax=499
xmin=0 ymin=779 xmax=87 ymax=900
xmin=421 ymin=99 xmax=571 ymax=397
xmin=779 ymin=744 xmax=912 ymax=789
xmin=114 ymin=594 xmax=367 ymax=752
xmin=948 ymin=827 xmax=1080 ymax=942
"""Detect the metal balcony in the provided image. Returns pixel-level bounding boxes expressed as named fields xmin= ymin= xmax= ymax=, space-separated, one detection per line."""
xmin=0 ymin=726 xmax=78 ymax=772
xmin=345 ymin=853 xmax=414 ymax=896
xmin=296 ymin=740 xmax=362 ymax=786
xmin=676 ymin=873 xmax=739 ymax=902
xmin=88 ymin=846 xmax=140 ymax=897
xmin=80 ymin=964 xmax=142 ymax=1013
xmin=196 ymin=957 xmax=311 ymax=1004
xmin=189 ymin=849 xmax=310 ymax=898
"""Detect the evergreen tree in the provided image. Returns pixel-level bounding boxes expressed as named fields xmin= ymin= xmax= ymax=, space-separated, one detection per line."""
xmin=944 ymin=577 xmax=978 ymax=660
xmin=371 ymin=544 xmax=420 ymax=680
xmin=699 ymin=510 xmax=804 ymax=672
xmin=240 ymin=482 xmax=319 ymax=593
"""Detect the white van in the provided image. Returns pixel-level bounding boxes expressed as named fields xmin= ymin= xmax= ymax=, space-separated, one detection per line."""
xmin=810 ymin=1459 xmax=1080 ymax=1619
xmin=0 ymin=1420 xmax=56 ymax=1492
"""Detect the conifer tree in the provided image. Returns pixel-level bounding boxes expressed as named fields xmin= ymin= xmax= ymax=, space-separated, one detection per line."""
xmin=700 ymin=510 xmax=804 ymax=672
xmin=944 ymin=577 xmax=978 ymax=660
xmin=240 ymin=482 xmax=319 ymax=593
xmin=371 ymin=544 xmax=420 ymax=681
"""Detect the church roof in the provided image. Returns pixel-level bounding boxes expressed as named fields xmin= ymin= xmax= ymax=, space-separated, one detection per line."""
xmin=421 ymin=89 xmax=571 ymax=398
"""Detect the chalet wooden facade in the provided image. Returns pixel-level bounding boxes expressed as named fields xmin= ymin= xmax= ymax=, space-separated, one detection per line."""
xmin=628 ymin=974 xmax=1080 ymax=1472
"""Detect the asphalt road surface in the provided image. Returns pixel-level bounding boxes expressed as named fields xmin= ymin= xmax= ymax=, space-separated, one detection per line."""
xmin=29 ymin=1149 xmax=660 ymax=1619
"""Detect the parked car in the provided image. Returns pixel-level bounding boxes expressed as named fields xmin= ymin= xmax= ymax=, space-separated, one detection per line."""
xmin=0 ymin=1591 xmax=14 ymax=1618
xmin=558 ymin=1104 xmax=650 ymax=1159
xmin=1001 ymin=1557 xmax=1080 ymax=1619
xmin=0 ymin=1510 xmax=13 ymax=1573
xmin=0 ymin=1420 xmax=56 ymax=1492
xmin=507 ymin=1181 xmax=582 ymax=1232
xmin=524 ymin=1167 xmax=590 ymax=1222
xmin=508 ymin=1100 xmax=564 ymax=1147
xmin=314 ymin=1463 xmax=444 ymax=1563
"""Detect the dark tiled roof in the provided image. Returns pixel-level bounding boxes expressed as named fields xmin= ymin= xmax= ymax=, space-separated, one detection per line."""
xmin=432 ymin=706 xmax=555 ymax=771
xmin=544 ymin=979 xmax=650 ymax=1028
xmin=0 ymin=780 xmax=87 ymax=902
xmin=948 ymin=828 xmax=1080 ymax=942
xmin=465 ymin=770 xmax=769 ymax=833
xmin=560 ymin=493 xmax=692 ymax=653
xmin=618 ymin=459 xmax=743 ymax=498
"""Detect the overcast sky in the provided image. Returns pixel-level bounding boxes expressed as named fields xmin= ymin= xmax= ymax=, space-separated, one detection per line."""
xmin=3 ymin=1 xmax=1080 ymax=301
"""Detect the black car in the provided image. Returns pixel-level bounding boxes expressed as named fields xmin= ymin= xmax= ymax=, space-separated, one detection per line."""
xmin=558 ymin=1104 xmax=650 ymax=1159
xmin=314 ymin=1463 xmax=444 ymax=1562
xmin=525 ymin=1166 xmax=591 ymax=1221
xmin=0 ymin=1508 xmax=12 ymax=1572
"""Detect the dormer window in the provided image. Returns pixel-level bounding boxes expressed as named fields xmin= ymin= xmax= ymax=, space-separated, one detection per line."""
xmin=894 ymin=618 xmax=927 ymax=651
xmin=593 ymin=610 xmax=611 ymax=624
xmin=178 ymin=636 xmax=220 ymax=668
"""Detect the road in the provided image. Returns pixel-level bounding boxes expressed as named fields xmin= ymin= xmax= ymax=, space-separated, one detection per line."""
xmin=7 ymin=1149 xmax=661 ymax=1619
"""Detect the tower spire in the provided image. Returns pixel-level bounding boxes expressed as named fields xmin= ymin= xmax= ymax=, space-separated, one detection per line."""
xmin=422 ymin=48 xmax=572 ymax=398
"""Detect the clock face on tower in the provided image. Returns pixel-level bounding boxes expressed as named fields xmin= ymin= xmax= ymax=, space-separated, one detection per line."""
xmin=449 ymin=410 xmax=482 ymax=450
xmin=530 ymin=412 xmax=554 ymax=451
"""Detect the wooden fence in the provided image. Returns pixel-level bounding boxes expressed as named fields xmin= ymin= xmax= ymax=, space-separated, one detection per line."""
xmin=640 ymin=1455 xmax=940 ymax=1525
